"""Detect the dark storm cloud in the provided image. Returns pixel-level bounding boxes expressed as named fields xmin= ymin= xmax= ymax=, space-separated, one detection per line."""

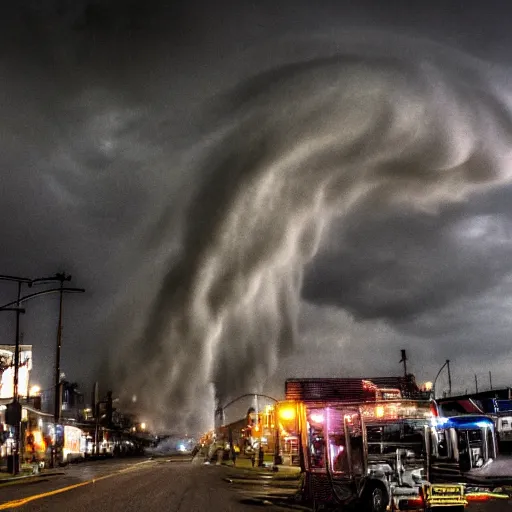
xmin=0 ymin=0 xmax=194 ymax=390
xmin=2 ymin=0 xmax=512 ymax=433
xmin=303 ymin=188 xmax=512 ymax=321
xmin=122 ymin=40 xmax=512 ymax=432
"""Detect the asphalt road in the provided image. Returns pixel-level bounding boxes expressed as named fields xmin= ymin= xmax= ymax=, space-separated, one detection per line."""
xmin=0 ymin=458 xmax=302 ymax=512
xmin=0 ymin=457 xmax=510 ymax=511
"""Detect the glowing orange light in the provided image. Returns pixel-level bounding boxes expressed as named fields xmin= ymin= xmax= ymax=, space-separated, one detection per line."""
xmin=375 ymin=406 xmax=385 ymax=418
xmin=31 ymin=430 xmax=46 ymax=451
xmin=466 ymin=494 xmax=491 ymax=502
xmin=278 ymin=407 xmax=296 ymax=421
xmin=466 ymin=492 xmax=508 ymax=502
xmin=29 ymin=385 xmax=41 ymax=396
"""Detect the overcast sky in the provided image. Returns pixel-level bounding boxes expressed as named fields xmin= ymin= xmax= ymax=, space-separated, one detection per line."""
xmin=2 ymin=1 xmax=512 ymax=432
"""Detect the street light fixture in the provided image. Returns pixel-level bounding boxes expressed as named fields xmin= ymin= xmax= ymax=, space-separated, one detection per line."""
xmin=0 ymin=272 xmax=85 ymax=468
xmin=0 ymin=306 xmax=26 ymax=475
xmin=218 ymin=393 xmax=281 ymax=468
xmin=0 ymin=275 xmax=32 ymax=402
xmin=432 ymin=360 xmax=452 ymax=399
xmin=2 ymin=273 xmax=85 ymax=426
xmin=0 ymin=274 xmax=32 ymax=475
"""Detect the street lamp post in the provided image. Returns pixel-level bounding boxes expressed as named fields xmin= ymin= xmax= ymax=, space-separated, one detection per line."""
xmin=0 ymin=306 xmax=26 ymax=475
xmin=0 ymin=274 xmax=32 ymax=475
xmin=30 ymin=272 xmax=81 ymax=466
xmin=218 ymin=393 xmax=281 ymax=468
xmin=6 ymin=273 xmax=82 ymax=425
xmin=432 ymin=359 xmax=452 ymax=399
xmin=53 ymin=273 xmax=71 ymax=426
xmin=12 ymin=282 xmax=22 ymax=475
xmin=12 ymin=281 xmax=25 ymax=405
xmin=0 ymin=273 xmax=85 ymax=468
xmin=0 ymin=275 xmax=32 ymax=401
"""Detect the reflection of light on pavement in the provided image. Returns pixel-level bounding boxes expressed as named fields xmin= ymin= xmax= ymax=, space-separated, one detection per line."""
xmin=0 ymin=460 xmax=156 ymax=510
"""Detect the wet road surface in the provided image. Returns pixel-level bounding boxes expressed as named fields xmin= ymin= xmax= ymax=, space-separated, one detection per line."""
xmin=0 ymin=458 xmax=303 ymax=511
xmin=0 ymin=457 xmax=509 ymax=511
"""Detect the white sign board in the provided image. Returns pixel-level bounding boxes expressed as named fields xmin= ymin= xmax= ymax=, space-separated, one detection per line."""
xmin=0 ymin=345 xmax=33 ymax=399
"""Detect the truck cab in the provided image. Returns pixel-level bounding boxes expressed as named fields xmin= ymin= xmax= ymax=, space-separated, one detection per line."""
xmin=278 ymin=398 xmax=507 ymax=511
xmin=436 ymin=395 xmax=512 ymax=453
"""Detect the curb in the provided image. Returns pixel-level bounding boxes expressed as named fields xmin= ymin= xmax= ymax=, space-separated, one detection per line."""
xmin=225 ymin=473 xmax=301 ymax=482
xmin=223 ymin=466 xmax=301 ymax=481
xmin=239 ymin=497 xmax=310 ymax=510
xmin=0 ymin=471 xmax=65 ymax=487
xmin=224 ymin=477 xmax=300 ymax=488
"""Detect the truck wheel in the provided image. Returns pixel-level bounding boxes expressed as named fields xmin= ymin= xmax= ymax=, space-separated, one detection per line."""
xmin=361 ymin=483 xmax=388 ymax=512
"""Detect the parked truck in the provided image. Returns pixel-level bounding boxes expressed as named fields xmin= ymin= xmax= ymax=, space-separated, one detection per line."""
xmin=277 ymin=378 xmax=509 ymax=511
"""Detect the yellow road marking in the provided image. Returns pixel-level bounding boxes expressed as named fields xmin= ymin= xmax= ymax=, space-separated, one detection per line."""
xmin=0 ymin=460 xmax=155 ymax=510
xmin=0 ymin=481 xmax=92 ymax=510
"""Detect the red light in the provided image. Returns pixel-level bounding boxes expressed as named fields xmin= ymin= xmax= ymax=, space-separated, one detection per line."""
xmin=467 ymin=494 xmax=490 ymax=502
xmin=429 ymin=402 xmax=439 ymax=417
xmin=466 ymin=493 xmax=491 ymax=501
xmin=466 ymin=492 xmax=505 ymax=502
xmin=399 ymin=497 xmax=424 ymax=510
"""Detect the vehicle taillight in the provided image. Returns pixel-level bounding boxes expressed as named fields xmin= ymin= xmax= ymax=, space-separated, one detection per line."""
xmin=429 ymin=402 xmax=439 ymax=417
xmin=398 ymin=496 xmax=424 ymax=510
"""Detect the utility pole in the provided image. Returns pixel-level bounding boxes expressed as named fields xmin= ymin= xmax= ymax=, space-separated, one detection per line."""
xmin=12 ymin=281 xmax=22 ymax=475
xmin=92 ymin=382 xmax=100 ymax=456
xmin=489 ymin=371 xmax=493 ymax=390
xmin=0 ymin=273 xmax=84 ymax=470
xmin=30 ymin=271 xmax=73 ymax=467
xmin=0 ymin=305 xmax=25 ymax=475
xmin=0 ymin=274 xmax=31 ymax=475
xmin=475 ymin=374 xmax=479 ymax=394
xmin=446 ymin=360 xmax=452 ymax=397
xmin=400 ymin=349 xmax=408 ymax=377
xmin=54 ymin=272 xmax=71 ymax=425
xmin=13 ymin=282 xmax=22 ymax=401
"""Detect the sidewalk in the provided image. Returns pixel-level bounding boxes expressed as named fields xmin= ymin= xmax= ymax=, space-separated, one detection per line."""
xmin=0 ymin=464 xmax=64 ymax=487
xmin=220 ymin=456 xmax=302 ymax=480
xmin=194 ymin=450 xmax=301 ymax=475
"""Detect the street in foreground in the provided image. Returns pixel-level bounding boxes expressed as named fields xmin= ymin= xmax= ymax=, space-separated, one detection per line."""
xmin=0 ymin=457 xmax=509 ymax=511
